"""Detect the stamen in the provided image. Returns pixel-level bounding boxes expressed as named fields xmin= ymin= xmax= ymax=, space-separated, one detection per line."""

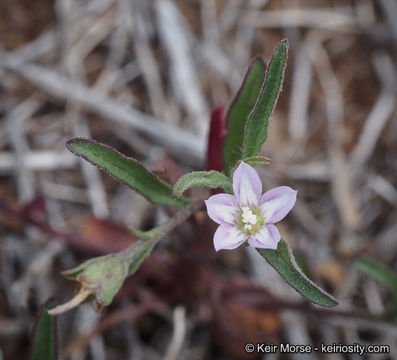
xmin=242 ymin=207 xmax=257 ymax=225
xmin=244 ymin=224 xmax=252 ymax=231
xmin=237 ymin=206 xmax=264 ymax=235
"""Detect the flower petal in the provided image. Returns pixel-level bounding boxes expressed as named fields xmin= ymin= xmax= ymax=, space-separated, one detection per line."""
xmin=248 ymin=224 xmax=280 ymax=249
xmin=260 ymin=186 xmax=297 ymax=223
xmin=205 ymin=193 xmax=239 ymax=225
xmin=232 ymin=161 xmax=262 ymax=206
xmin=213 ymin=224 xmax=247 ymax=251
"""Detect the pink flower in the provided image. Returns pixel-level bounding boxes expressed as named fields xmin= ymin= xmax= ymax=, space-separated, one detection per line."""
xmin=205 ymin=161 xmax=297 ymax=251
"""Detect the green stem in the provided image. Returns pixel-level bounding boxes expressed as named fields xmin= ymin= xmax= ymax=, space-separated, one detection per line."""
xmin=120 ymin=199 xmax=204 ymax=265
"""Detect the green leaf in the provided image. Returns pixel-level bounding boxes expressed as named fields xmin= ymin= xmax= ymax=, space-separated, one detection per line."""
xmin=130 ymin=213 xmax=191 ymax=240
xmin=242 ymin=156 xmax=270 ymax=167
xmin=257 ymin=240 xmax=337 ymax=307
xmin=242 ymin=39 xmax=288 ymax=158
xmin=173 ymin=170 xmax=233 ymax=198
xmin=222 ymin=57 xmax=267 ymax=175
xmin=356 ymin=258 xmax=397 ymax=304
xmin=130 ymin=219 xmax=177 ymax=240
xmin=66 ymin=138 xmax=189 ymax=207
xmin=30 ymin=298 xmax=58 ymax=360
xmin=130 ymin=225 xmax=159 ymax=240
xmin=128 ymin=241 xmax=156 ymax=275
xmin=229 ymin=157 xmax=271 ymax=177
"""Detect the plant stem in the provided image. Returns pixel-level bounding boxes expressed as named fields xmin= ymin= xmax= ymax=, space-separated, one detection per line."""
xmin=120 ymin=199 xmax=205 ymax=264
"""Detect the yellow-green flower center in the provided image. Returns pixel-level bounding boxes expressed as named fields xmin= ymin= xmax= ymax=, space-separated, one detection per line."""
xmin=236 ymin=206 xmax=264 ymax=235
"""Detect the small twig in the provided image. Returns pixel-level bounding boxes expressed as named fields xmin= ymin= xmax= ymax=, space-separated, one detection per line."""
xmin=5 ymin=97 xmax=41 ymax=201
xmin=10 ymin=241 xmax=64 ymax=308
xmin=0 ymin=151 xmax=76 ymax=174
xmin=309 ymin=38 xmax=361 ymax=233
xmin=379 ymin=0 xmax=397 ymax=44
xmin=40 ymin=181 xmax=90 ymax=204
xmin=65 ymin=300 xmax=163 ymax=357
xmin=367 ymin=174 xmax=397 ymax=207
xmin=74 ymin=304 xmax=106 ymax=360
xmin=128 ymin=0 xmax=170 ymax=122
xmin=72 ymin=116 xmax=109 ymax=218
xmin=155 ymin=0 xmax=209 ymax=136
xmin=0 ymin=50 xmax=205 ymax=166
xmin=241 ymin=8 xmax=359 ymax=32
xmin=288 ymin=37 xmax=313 ymax=145
xmin=163 ymin=306 xmax=186 ymax=360
xmin=350 ymin=52 xmax=396 ymax=166
xmin=281 ymin=160 xmax=331 ymax=181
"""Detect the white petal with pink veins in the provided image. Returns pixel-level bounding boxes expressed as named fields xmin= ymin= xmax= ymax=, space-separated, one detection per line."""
xmin=260 ymin=186 xmax=297 ymax=223
xmin=232 ymin=161 xmax=262 ymax=206
xmin=205 ymin=193 xmax=239 ymax=225
xmin=213 ymin=224 xmax=247 ymax=251
xmin=247 ymin=224 xmax=280 ymax=249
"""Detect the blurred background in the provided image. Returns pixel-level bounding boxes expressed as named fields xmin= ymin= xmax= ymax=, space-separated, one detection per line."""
xmin=1 ymin=0 xmax=397 ymax=359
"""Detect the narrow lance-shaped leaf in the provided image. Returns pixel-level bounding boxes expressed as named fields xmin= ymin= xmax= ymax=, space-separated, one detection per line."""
xmin=222 ymin=57 xmax=267 ymax=175
xmin=356 ymin=257 xmax=397 ymax=306
xmin=242 ymin=39 xmax=288 ymax=158
xmin=127 ymin=241 xmax=156 ymax=275
xmin=30 ymin=298 xmax=58 ymax=360
xmin=130 ymin=226 xmax=159 ymax=240
xmin=257 ymin=240 xmax=337 ymax=307
xmin=130 ymin=220 xmax=175 ymax=240
xmin=173 ymin=170 xmax=233 ymax=199
xmin=67 ymin=138 xmax=189 ymax=208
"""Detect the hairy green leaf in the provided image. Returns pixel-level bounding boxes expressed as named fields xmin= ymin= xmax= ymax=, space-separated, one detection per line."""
xmin=173 ymin=170 xmax=233 ymax=199
xmin=130 ymin=226 xmax=159 ymax=240
xmin=30 ymin=298 xmax=58 ymax=360
xmin=67 ymin=138 xmax=189 ymax=207
xmin=242 ymin=156 xmax=270 ymax=167
xmin=242 ymin=39 xmax=288 ymax=158
xmin=128 ymin=241 xmax=156 ymax=276
xmin=257 ymin=240 xmax=337 ymax=307
xmin=229 ymin=157 xmax=271 ymax=176
xmin=222 ymin=57 xmax=267 ymax=175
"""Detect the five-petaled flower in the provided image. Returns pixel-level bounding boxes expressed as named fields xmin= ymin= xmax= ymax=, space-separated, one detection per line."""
xmin=205 ymin=161 xmax=297 ymax=251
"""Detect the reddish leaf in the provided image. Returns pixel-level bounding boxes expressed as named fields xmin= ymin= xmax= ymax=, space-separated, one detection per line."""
xmin=206 ymin=106 xmax=227 ymax=172
xmin=81 ymin=217 xmax=138 ymax=254
xmin=154 ymin=157 xmax=184 ymax=185
xmin=22 ymin=196 xmax=47 ymax=221
xmin=211 ymin=279 xmax=282 ymax=359
xmin=0 ymin=197 xmax=136 ymax=255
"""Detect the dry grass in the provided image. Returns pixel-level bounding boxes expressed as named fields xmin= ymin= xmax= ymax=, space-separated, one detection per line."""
xmin=0 ymin=0 xmax=396 ymax=359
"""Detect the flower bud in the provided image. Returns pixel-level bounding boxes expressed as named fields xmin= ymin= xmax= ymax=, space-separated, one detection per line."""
xmin=48 ymin=254 xmax=129 ymax=315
